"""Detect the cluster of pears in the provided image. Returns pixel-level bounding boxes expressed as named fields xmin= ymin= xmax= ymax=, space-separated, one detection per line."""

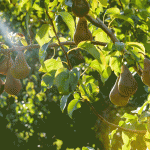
xmin=109 ymin=65 xmax=138 ymax=106
xmin=72 ymin=0 xmax=90 ymax=17
xmin=0 ymin=51 xmax=31 ymax=95
xmin=73 ymin=17 xmax=92 ymax=45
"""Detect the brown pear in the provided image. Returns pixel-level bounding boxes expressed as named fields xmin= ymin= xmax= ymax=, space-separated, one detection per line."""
xmin=4 ymin=69 xmax=22 ymax=95
xmin=10 ymin=51 xmax=31 ymax=79
xmin=0 ymin=78 xmax=4 ymax=95
xmin=118 ymin=65 xmax=138 ymax=97
xmin=74 ymin=17 xmax=92 ymax=45
xmin=109 ymin=76 xmax=130 ymax=106
xmin=141 ymin=57 xmax=150 ymax=87
xmin=72 ymin=0 xmax=90 ymax=17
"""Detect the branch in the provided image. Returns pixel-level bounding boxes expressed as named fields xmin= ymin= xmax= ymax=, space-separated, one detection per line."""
xmin=0 ymin=41 xmax=107 ymax=53
xmin=85 ymin=14 xmax=143 ymax=76
xmin=45 ymin=8 xmax=72 ymax=70
xmin=86 ymin=100 xmax=146 ymax=134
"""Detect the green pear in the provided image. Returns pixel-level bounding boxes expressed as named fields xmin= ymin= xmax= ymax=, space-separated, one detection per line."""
xmin=10 ymin=51 xmax=31 ymax=79
xmin=73 ymin=17 xmax=92 ymax=45
xmin=118 ymin=65 xmax=138 ymax=97
xmin=141 ymin=57 xmax=150 ymax=87
xmin=4 ymin=69 xmax=22 ymax=95
xmin=109 ymin=76 xmax=130 ymax=106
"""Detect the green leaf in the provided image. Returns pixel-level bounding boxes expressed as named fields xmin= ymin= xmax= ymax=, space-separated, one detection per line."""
xmin=113 ymin=14 xmax=134 ymax=26
xmin=138 ymin=101 xmax=150 ymax=115
xmin=106 ymin=8 xmax=120 ymax=15
xmin=60 ymin=93 xmax=71 ymax=112
xmin=67 ymin=99 xmax=81 ymax=118
xmin=39 ymin=57 xmax=63 ymax=73
xmin=58 ymin=12 xmax=75 ymax=39
xmin=55 ymin=68 xmax=70 ymax=95
xmin=41 ymin=70 xmax=56 ymax=88
xmin=35 ymin=24 xmax=51 ymax=46
xmin=78 ymin=42 xmax=102 ymax=63
xmin=98 ymin=0 xmax=107 ymax=7
xmin=121 ymin=113 xmax=137 ymax=120
xmin=73 ymin=92 xmax=80 ymax=99
xmin=122 ymin=132 xmax=130 ymax=145
xmin=100 ymin=66 xmax=112 ymax=83
xmin=90 ymin=59 xmax=104 ymax=74
xmin=39 ymin=43 xmax=49 ymax=72
xmin=126 ymin=42 xmax=145 ymax=52
xmin=69 ymin=67 xmax=80 ymax=92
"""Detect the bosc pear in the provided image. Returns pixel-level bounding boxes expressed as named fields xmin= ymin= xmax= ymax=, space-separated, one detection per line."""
xmin=0 ymin=52 xmax=11 ymax=75
xmin=109 ymin=76 xmax=130 ymax=106
xmin=73 ymin=17 xmax=92 ymax=45
xmin=10 ymin=51 xmax=31 ymax=79
xmin=141 ymin=57 xmax=150 ymax=87
xmin=72 ymin=0 xmax=90 ymax=17
xmin=4 ymin=69 xmax=22 ymax=95
xmin=118 ymin=65 xmax=138 ymax=97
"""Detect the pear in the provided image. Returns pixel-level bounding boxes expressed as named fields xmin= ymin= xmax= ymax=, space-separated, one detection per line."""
xmin=0 ymin=78 xmax=4 ymax=95
xmin=10 ymin=51 xmax=31 ymax=79
xmin=73 ymin=17 xmax=92 ymax=45
xmin=109 ymin=76 xmax=130 ymax=106
xmin=118 ymin=65 xmax=138 ymax=97
xmin=4 ymin=69 xmax=22 ymax=95
xmin=72 ymin=0 xmax=90 ymax=17
xmin=141 ymin=57 xmax=150 ymax=87
xmin=0 ymin=52 xmax=10 ymax=75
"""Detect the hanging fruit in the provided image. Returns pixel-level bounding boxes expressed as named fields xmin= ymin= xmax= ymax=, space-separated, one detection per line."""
xmin=118 ymin=65 xmax=138 ymax=97
xmin=0 ymin=78 xmax=5 ymax=95
xmin=141 ymin=57 xmax=150 ymax=87
xmin=73 ymin=17 xmax=92 ymax=45
xmin=10 ymin=51 xmax=31 ymax=79
xmin=109 ymin=76 xmax=130 ymax=106
xmin=72 ymin=0 xmax=90 ymax=17
xmin=4 ymin=69 xmax=22 ymax=95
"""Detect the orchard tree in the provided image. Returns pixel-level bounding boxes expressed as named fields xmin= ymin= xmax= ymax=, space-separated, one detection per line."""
xmin=0 ymin=0 xmax=150 ymax=149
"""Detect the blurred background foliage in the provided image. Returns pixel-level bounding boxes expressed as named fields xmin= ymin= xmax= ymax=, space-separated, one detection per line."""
xmin=0 ymin=0 xmax=150 ymax=149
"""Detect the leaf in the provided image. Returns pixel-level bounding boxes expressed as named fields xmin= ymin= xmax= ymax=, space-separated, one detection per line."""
xmin=41 ymin=70 xmax=56 ymax=88
xmin=113 ymin=14 xmax=134 ymax=26
xmin=39 ymin=43 xmax=49 ymax=72
xmin=98 ymin=0 xmax=107 ymax=7
xmin=60 ymin=93 xmax=71 ymax=112
xmin=58 ymin=12 xmax=75 ymax=39
xmin=121 ymin=113 xmax=137 ymax=120
xmin=67 ymin=99 xmax=81 ymax=118
xmin=35 ymin=24 xmax=51 ymax=46
xmin=90 ymin=59 xmax=104 ymax=74
xmin=106 ymin=8 xmax=120 ymax=15
xmin=100 ymin=66 xmax=112 ymax=83
xmin=39 ymin=57 xmax=63 ymax=73
xmin=78 ymin=42 xmax=102 ymax=63
xmin=55 ymin=68 xmax=70 ymax=95
xmin=69 ymin=67 xmax=80 ymax=92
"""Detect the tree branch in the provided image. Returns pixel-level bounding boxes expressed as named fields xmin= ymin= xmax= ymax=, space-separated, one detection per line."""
xmin=86 ymin=100 xmax=146 ymax=134
xmin=85 ymin=14 xmax=143 ymax=76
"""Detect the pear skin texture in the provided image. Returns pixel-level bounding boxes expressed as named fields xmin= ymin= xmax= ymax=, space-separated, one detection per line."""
xmin=72 ymin=0 xmax=90 ymax=17
xmin=118 ymin=65 xmax=138 ymax=97
xmin=0 ymin=78 xmax=4 ymax=95
xmin=73 ymin=17 xmax=92 ymax=45
xmin=4 ymin=69 xmax=22 ymax=95
xmin=109 ymin=76 xmax=130 ymax=106
xmin=141 ymin=58 xmax=150 ymax=87
xmin=10 ymin=51 xmax=31 ymax=79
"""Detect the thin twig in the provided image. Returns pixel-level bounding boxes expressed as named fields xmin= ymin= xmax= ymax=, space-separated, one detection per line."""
xmin=45 ymin=7 xmax=72 ymax=70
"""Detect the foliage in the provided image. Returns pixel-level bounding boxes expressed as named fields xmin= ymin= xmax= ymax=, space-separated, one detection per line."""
xmin=0 ymin=0 xmax=150 ymax=149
